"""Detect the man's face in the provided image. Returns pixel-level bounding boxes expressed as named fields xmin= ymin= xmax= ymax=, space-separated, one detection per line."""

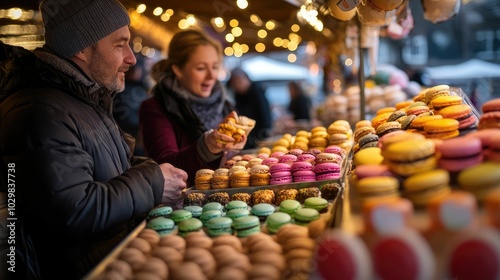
xmin=86 ymin=26 xmax=136 ymax=92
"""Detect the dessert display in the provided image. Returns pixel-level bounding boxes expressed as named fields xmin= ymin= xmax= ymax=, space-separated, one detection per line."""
xmin=87 ymin=86 xmax=500 ymax=280
xmin=344 ymin=90 xmax=500 ymax=279
xmin=89 ymin=205 xmax=333 ymax=280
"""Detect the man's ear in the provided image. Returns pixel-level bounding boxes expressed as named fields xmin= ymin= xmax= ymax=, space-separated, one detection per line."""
xmin=73 ymin=49 xmax=89 ymax=63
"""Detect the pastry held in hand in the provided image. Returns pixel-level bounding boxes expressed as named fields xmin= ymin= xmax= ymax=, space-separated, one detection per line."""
xmin=216 ymin=111 xmax=254 ymax=144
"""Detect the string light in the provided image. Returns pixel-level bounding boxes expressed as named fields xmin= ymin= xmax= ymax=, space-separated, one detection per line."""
xmin=2 ymin=2 xmax=333 ymax=56
xmin=236 ymin=0 xmax=248 ymax=9
xmin=153 ymin=7 xmax=163 ymax=16
xmin=136 ymin=4 xmax=146 ymax=13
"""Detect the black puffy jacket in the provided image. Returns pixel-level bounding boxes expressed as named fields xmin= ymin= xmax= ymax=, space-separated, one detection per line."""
xmin=0 ymin=43 xmax=164 ymax=279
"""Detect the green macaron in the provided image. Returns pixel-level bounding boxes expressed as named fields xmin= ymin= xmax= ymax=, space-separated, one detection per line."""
xmin=226 ymin=200 xmax=248 ymax=211
xmin=303 ymin=197 xmax=329 ymax=213
xmin=251 ymin=203 xmax=275 ymax=221
xmin=147 ymin=206 xmax=173 ymax=219
xmin=293 ymin=208 xmax=320 ymax=226
xmin=233 ymin=215 xmax=261 ymax=237
xmin=206 ymin=217 xmax=233 ymax=237
xmin=265 ymin=212 xmax=292 ymax=234
xmin=146 ymin=216 xmax=175 ymax=236
xmin=177 ymin=218 xmax=203 ymax=237
xmin=183 ymin=205 xmax=203 ymax=218
xmin=202 ymin=202 xmax=224 ymax=213
xmin=199 ymin=209 xmax=222 ymax=227
xmin=225 ymin=208 xmax=250 ymax=220
xmin=279 ymin=200 xmax=301 ymax=217
xmin=170 ymin=209 xmax=193 ymax=223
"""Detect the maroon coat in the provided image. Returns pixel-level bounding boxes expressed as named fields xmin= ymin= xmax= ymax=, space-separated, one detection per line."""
xmin=139 ymin=88 xmax=234 ymax=186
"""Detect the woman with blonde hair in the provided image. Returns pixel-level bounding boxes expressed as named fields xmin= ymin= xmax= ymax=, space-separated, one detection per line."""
xmin=140 ymin=29 xmax=245 ymax=186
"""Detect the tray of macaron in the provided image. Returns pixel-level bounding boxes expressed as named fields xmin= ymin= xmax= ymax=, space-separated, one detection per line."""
xmin=188 ymin=138 xmax=351 ymax=195
xmin=191 ymin=114 xmax=352 ymax=193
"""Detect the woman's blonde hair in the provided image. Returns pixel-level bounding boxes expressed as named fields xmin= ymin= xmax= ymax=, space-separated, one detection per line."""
xmin=151 ymin=29 xmax=222 ymax=82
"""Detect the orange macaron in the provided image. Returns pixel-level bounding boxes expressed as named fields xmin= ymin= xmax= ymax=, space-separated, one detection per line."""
xmin=423 ymin=118 xmax=460 ymax=139
xmin=438 ymin=104 xmax=477 ymax=130
xmin=431 ymin=95 xmax=463 ymax=111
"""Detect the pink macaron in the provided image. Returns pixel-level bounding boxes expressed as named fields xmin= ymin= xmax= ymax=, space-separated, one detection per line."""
xmin=314 ymin=162 xmax=341 ymax=174
xmin=270 ymin=171 xmax=293 ymax=185
xmin=458 ymin=114 xmax=478 ymax=130
xmin=293 ymin=170 xmax=317 ymax=183
xmin=355 ymin=164 xmax=393 ymax=179
xmin=269 ymin=163 xmax=292 ymax=174
xmin=437 ymin=136 xmax=483 ymax=172
xmin=270 ymin=151 xmax=285 ymax=159
xmin=279 ymin=154 xmax=298 ymax=166
xmin=291 ymin=161 xmax=314 ymax=173
xmin=262 ymin=157 xmax=279 ymax=167
xmin=297 ymin=153 xmax=316 ymax=164
xmin=465 ymin=128 xmax=500 ymax=149
xmin=317 ymin=172 xmax=341 ymax=181
xmin=314 ymin=162 xmax=341 ymax=181
xmin=324 ymin=145 xmax=344 ymax=157
xmin=257 ymin=153 xmax=270 ymax=159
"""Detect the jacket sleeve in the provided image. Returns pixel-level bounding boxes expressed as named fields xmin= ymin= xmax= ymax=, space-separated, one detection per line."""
xmin=139 ymin=98 xmax=214 ymax=183
xmin=1 ymin=101 xmax=164 ymax=240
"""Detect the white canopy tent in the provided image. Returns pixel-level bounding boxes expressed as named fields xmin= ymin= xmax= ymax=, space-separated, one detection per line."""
xmin=424 ymin=58 xmax=500 ymax=80
xmin=423 ymin=59 xmax=500 ymax=109
xmin=240 ymin=56 xmax=312 ymax=82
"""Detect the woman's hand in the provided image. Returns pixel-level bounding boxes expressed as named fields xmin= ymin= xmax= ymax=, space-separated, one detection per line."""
xmin=205 ymin=129 xmax=236 ymax=154
xmin=205 ymin=111 xmax=250 ymax=154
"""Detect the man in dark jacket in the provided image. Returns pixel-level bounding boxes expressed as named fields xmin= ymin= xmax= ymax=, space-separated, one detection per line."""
xmin=0 ymin=0 xmax=187 ymax=279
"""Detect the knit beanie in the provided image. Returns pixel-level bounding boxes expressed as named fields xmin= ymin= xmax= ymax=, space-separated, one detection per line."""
xmin=40 ymin=0 xmax=130 ymax=58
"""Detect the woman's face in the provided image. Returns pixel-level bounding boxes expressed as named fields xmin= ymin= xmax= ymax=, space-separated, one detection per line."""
xmin=173 ymin=45 xmax=220 ymax=98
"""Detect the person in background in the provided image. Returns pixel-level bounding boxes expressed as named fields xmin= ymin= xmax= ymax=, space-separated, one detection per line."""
xmin=288 ymin=81 xmax=312 ymax=121
xmin=227 ymin=67 xmax=273 ymax=149
xmin=113 ymin=54 xmax=151 ymax=156
xmin=0 ymin=0 xmax=187 ymax=279
xmin=140 ymin=29 xmax=246 ymax=187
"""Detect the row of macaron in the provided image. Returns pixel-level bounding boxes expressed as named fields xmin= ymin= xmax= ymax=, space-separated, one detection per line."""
xmin=351 ymin=96 xmax=499 ymax=170
xmin=184 ymin=183 xmax=341 ymax=209
xmin=268 ymin=120 xmax=354 ymax=152
xmin=195 ymin=147 xmax=347 ymax=190
xmin=354 ymin=88 xmax=479 ymax=152
xmin=146 ymin=197 xmax=328 ymax=238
